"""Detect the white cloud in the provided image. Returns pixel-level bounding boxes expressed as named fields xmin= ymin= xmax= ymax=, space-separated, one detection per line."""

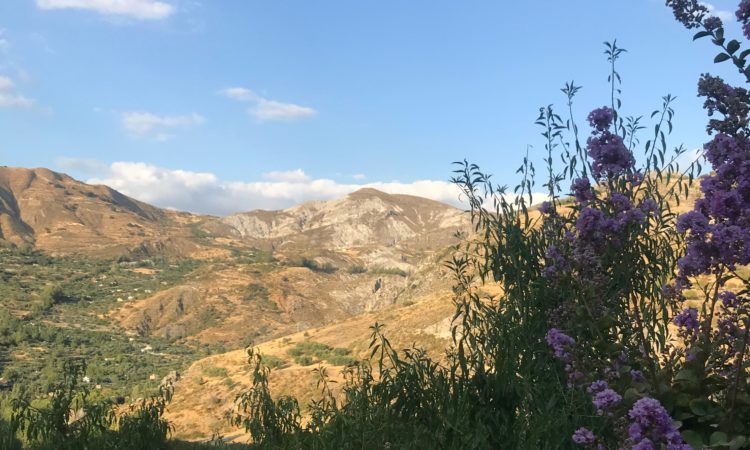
xmin=262 ymin=169 xmax=310 ymax=183
xmin=0 ymin=75 xmax=34 ymax=108
xmin=59 ymin=160 xmax=474 ymax=215
xmin=701 ymin=2 xmax=733 ymax=20
xmin=352 ymin=174 xmax=366 ymax=180
xmin=219 ymin=87 xmax=259 ymax=102
xmin=251 ymin=99 xmax=317 ymax=122
xmin=121 ymin=111 xmax=204 ymax=140
xmin=36 ymin=0 xmax=175 ymax=20
xmin=220 ymin=86 xmax=317 ymax=122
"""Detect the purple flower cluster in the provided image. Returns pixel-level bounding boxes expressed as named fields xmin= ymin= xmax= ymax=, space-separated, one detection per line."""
xmin=592 ymin=388 xmax=622 ymax=416
xmin=572 ymin=427 xmax=596 ymax=445
xmin=697 ymin=75 xmax=750 ymax=135
xmin=539 ymin=201 xmax=556 ymax=215
xmin=630 ymin=370 xmax=646 ymax=384
xmin=672 ymin=308 xmax=699 ymax=338
xmin=627 ymin=398 xmax=691 ymax=450
xmin=571 ymin=178 xmax=595 ymax=204
xmin=587 ymin=132 xmax=635 ymax=180
xmin=719 ymin=291 xmax=739 ymax=308
xmin=666 ymin=0 xmax=708 ymax=28
xmin=587 ymin=380 xmax=622 ymax=415
xmin=677 ymin=133 xmax=750 ymax=277
xmin=703 ymin=15 xmax=722 ymax=31
xmin=587 ymin=106 xmax=615 ymax=131
xmin=546 ymin=328 xmax=575 ymax=360
xmin=546 ymin=328 xmax=585 ymax=386
xmin=542 ymin=244 xmax=568 ymax=278
xmin=738 ymin=0 xmax=750 ymax=39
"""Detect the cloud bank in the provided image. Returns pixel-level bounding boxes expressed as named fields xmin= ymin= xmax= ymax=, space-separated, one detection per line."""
xmin=36 ymin=0 xmax=175 ymax=20
xmin=57 ymin=159 xmax=480 ymax=215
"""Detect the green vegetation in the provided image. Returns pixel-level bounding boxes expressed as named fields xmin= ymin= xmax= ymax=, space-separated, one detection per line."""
xmin=261 ymin=355 xmax=286 ymax=370
xmin=367 ymin=266 xmax=408 ymax=277
xmin=229 ymin=248 xmax=276 ymax=265
xmin=242 ymin=283 xmax=269 ymax=303
xmin=5 ymin=360 xmax=174 ymax=450
xmin=287 ymin=257 xmax=337 ymax=274
xmin=347 ymin=265 xmax=367 ymax=274
xmin=0 ymin=247 xmax=204 ymax=400
xmin=202 ymin=366 xmax=229 ymax=378
xmin=286 ymin=342 xmax=355 ymax=367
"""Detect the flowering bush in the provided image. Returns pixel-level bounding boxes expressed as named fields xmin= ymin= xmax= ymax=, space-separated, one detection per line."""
xmin=228 ymin=3 xmax=749 ymax=449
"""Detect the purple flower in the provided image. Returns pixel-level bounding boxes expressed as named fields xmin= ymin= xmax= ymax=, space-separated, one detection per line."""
xmin=719 ymin=291 xmax=738 ymax=308
xmin=571 ymin=178 xmax=594 ymax=204
xmin=628 ymin=398 xmax=690 ymax=450
xmin=673 ymin=308 xmax=699 ymax=332
xmin=587 ymin=132 xmax=635 ymax=179
xmin=592 ymin=388 xmax=622 ymax=415
xmin=572 ymin=427 xmax=596 ymax=445
xmin=543 ymin=244 xmax=568 ymax=277
xmin=587 ymin=380 xmax=609 ymax=394
xmin=609 ymin=192 xmax=632 ymax=213
xmin=703 ymin=16 xmax=722 ymax=31
xmin=739 ymin=0 xmax=750 ymax=38
xmin=632 ymin=440 xmax=656 ymax=450
xmin=630 ymin=370 xmax=646 ymax=384
xmin=630 ymin=172 xmax=645 ymax=186
xmin=539 ymin=201 xmax=555 ymax=215
xmin=639 ymin=198 xmax=659 ymax=215
xmin=587 ymin=107 xmax=615 ymax=132
xmin=666 ymin=0 xmax=708 ymax=28
xmin=676 ymin=211 xmax=709 ymax=235
xmin=546 ymin=328 xmax=575 ymax=361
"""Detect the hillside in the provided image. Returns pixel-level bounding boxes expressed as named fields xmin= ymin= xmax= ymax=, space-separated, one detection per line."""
xmin=96 ymin=183 xmax=471 ymax=348
xmin=0 ymin=166 xmax=211 ymax=257
xmin=0 ymin=167 xmax=472 ymax=432
xmin=223 ymin=187 xmax=466 ymax=251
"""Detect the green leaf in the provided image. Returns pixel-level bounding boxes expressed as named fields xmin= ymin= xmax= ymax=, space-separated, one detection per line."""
xmin=710 ymin=431 xmax=729 ymax=446
xmin=675 ymin=368 xmax=699 ymax=384
xmin=688 ymin=398 xmax=712 ymax=416
xmin=727 ymin=40 xmax=741 ymax=55
xmin=681 ymin=429 xmax=704 ymax=450
xmin=729 ymin=435 xmax=747 ymax=450
xmin=715 ymin=53 xmax=731 ymax=63
xmin=693 ymin=30 xmax=711 ymax=40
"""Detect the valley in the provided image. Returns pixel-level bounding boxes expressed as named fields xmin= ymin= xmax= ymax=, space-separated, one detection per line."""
xmin=0 ymin=166 xmax=471 ymax=442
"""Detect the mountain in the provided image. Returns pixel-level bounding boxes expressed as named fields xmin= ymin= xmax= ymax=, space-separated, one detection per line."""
xmin=222 ymin=187 xmax=466 ymax=251
xmin=0 ymin=166 xmax=474 ymax=442
xmin=0 ymin=166 xmax=207 ymax=257
xmin=0 ymin=166 xmax=471 ymax=345
xmin=112 ymin=189 xmax=470 ymax=348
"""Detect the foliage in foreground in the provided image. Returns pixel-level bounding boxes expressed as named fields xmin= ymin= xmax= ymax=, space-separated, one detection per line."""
xmin=2 ymin=360 xmax=173 ymax=450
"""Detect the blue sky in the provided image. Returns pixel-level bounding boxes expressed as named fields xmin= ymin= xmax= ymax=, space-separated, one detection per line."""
xmin=0 ymin=0 xmax=744 ymax=214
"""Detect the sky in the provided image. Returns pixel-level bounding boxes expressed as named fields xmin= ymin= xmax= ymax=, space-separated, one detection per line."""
xmin=0 ymin=0 xmax=745 ymax=215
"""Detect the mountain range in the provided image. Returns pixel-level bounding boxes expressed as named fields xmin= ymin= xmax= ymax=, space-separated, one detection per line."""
xmin=0 ymin=166 xmax=472 ymax=440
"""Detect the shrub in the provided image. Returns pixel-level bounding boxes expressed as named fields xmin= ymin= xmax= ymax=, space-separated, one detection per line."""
xmin=293 ymin=355 xmax=314 ymax=366
xmin=202 ymin=366 xmax=229 ymax=378
xmin=288 ymin=257 xmax=337 ymax=274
